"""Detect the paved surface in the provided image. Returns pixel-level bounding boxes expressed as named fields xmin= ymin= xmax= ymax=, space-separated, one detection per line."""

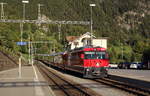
xmin=1 ymin=65 xmax=149 ymax=96
xmin=108 ymin=69 xmax=150 ymax=82
xmin=0 ymin=65 xmax=55 ymax=96
xmin=44 ymin=66 xmax=133 ymax=96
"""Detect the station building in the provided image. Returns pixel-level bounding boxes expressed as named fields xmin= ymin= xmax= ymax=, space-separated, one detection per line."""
xmin=66 ymin=32 xmax=107 ymax=50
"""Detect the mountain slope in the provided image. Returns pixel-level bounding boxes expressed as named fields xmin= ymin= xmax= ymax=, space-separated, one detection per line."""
xmin=0 ymin=0 xmax=150 ymax=62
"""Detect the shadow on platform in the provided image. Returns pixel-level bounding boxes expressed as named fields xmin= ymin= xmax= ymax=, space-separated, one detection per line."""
xmin=0 ymin=81 xmax=48 ymax=88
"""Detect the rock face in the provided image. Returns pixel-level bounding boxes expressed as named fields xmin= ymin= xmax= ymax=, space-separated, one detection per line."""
xmin=0 ymin=51 xmax=18 ymax=71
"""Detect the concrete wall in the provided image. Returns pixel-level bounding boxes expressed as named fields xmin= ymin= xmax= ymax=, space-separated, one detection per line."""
xmin=93 ymin=39 xmax=107 ymax=49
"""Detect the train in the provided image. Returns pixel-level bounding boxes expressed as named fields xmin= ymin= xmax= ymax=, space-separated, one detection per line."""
xmin=47 ymin=46 xmax=109 ymax=78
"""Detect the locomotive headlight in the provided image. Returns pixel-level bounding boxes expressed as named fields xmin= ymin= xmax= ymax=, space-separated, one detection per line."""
xmin=96 ymin=63 xmax=100 ymax=67
xmin=87 ymin=68 xmax=90 ymax=71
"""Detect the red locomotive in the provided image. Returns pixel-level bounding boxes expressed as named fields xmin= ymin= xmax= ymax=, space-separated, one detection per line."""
xmin=51 ymin=46 xmax=109 ymax=78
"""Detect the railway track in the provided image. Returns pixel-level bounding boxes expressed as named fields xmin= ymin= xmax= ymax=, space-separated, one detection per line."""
xmin=38 ymin=60 xmax=150 ymax=96
xmin=94 ymin=77 xmax=150 ymax=96
xmin=37 ymin=63 xmax=101 ymax=96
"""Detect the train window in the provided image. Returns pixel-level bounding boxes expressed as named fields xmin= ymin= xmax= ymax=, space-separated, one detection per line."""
xmin=84 ymin=51 xmax=107 ymax=59
xmin=84 ymin=52 xmax=96 ymax=59
xmin=96 ymin=52 xmax=106 ymax=59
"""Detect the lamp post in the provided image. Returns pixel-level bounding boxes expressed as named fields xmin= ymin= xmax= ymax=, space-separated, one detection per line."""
xmin=22 ymin=0 xmax=29 ymax=20
xmin=22 ymin=0 xmax=29 ymax=61
xmin=18 ymin=0 xmax=29 ymax=78
xmin=89 ymin=4 xmax=96 ymax=46
xmin=21 ymin=0 xmax=29 ymax=42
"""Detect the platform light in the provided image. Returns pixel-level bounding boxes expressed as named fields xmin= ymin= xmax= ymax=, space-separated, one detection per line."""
xmin=90 ymin=4 xmax=96 ymax=7
xmin=22 ymin=0 xmax=29 ymax=3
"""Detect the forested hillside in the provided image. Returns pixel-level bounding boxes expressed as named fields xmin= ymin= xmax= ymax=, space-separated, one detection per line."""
xmin=0 ymin=0 xmax=149 ymax=63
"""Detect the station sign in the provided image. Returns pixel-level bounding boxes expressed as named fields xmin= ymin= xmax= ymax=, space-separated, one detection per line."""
xmin=16 ymin=42 xmax=27 ymax=45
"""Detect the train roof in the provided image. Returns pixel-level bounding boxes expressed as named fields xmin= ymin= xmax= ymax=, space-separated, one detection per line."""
xmin=50 ymin=46 xmax=106 ymax=56
xmin=69 ymin=46 xmax=106 ymax=53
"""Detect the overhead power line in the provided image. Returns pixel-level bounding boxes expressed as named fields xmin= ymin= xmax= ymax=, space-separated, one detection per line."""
xmin=0 ymin=19 xmax=90 ymax=25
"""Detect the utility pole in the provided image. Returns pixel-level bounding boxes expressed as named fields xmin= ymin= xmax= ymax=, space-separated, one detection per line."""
xmin=37 ymin=4 xmax=43 ymax=27
xmin=121 ymin=43 xmax=124 ymax=62
xmin=38 ymin=4 xmax=43 ymax=20
xmin=31 ymin=41 xmax=34 ymax=66
xmin=0 ymin=2 xmax=7 ymax=20
xmin=28 ymin=37 xmax=31 ymax=65
xmin=20 ymin=23 xmax=23 ymax=42
xmin=19 ymin=21 xmax=23 ymax=78
xmin=89 ymin=4 xmax=96 ymax=46
xmin=58 ymin=24 xmax=61 ymax=41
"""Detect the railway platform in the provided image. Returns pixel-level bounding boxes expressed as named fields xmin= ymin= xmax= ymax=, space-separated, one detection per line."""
xmin=0 ymin=65 xmax=55 ymax=96
xmin=108 ymin=69 xmax=150 ymax=82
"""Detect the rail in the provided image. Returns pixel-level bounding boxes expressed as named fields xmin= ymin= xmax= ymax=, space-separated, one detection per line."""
xmin=37 ymin=62 xmax=100 ymax=96
xmin=94 ymin=78 xmax=150 ymax=96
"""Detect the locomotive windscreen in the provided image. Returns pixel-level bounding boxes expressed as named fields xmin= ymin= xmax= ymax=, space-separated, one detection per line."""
xmin=84 ymin=51 xmax=108 ymax=59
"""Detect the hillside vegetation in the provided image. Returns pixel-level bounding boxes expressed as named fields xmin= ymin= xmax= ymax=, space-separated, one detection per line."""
xmin=0 ymin=0 xmax=149 ymax=63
